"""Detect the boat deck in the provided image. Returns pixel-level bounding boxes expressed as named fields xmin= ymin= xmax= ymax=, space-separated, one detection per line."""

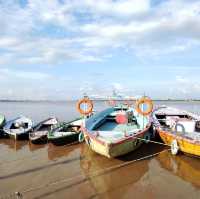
xmin=93 ymin=121 xmax=143 ymax=143
xmin=96 ymin=121 xmax=139 ymax=132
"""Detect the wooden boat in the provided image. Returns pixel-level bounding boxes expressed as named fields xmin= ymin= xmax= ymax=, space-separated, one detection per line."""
xmin=3 ymin=116 xmax=33 ymax=140
xmin=29 ymin=117 xmax=58 ymax=144
xmin=152 ymin=106 xmax=200 ymax=156
xmin=47 ymin=118 xmax=83 ymax=146
xmin=0 ymin=115 xmax=6 ymax=137
xmin=0 ymin=115 xmax=5 ymax=128
xmin=82 ymin=106 xmax=152 ymax=158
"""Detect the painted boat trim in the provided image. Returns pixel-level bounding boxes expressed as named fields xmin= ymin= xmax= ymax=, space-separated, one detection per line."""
xmin=82 ymin=124 xmax=151 ymax=147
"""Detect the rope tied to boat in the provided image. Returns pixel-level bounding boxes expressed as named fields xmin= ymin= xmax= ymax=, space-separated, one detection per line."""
xmin=0 ymin=149 xmax=170 ymax=199
xmin=135 ymin=137 xmax=171 ymax=147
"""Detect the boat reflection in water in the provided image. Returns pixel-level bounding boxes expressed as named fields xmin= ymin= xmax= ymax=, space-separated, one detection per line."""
xmin=157 ymin=151 xmax=200 ymax=188
xmin=0 ymin=138 xmax=28 ymax=151
xmin=28 ymin=141 xmax=46 ymax=152
xmin=80 ymin=143 xmax=152 ymax=198
xmin=47 ymin=143 xmax=81 ymax=161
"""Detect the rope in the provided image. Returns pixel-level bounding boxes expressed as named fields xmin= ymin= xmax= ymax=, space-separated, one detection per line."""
xmin=136 ymin=137 xmax=171 ymax=147
xmin=0 ymin=149 xmax=169 ymax=198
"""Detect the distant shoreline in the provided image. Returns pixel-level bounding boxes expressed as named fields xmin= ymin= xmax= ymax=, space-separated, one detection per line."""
xmin=0 ymin=99 xmax=200 ymax=102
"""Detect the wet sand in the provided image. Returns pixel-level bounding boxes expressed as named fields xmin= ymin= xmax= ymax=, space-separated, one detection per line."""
xmin=0 ymin=101 xmax=200 ymax=198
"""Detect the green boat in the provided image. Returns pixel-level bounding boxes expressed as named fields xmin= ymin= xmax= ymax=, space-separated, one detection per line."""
xmin=47 ymin=118 xmax=84 ymax=146
xmin=0 ymin=115 xmax=5 ymax=127
xmin=0 ymin=115 xmax=6 ymax=137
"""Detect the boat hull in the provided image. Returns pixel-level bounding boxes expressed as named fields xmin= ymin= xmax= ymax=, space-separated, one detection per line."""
xmin=83 ymin=127 xmax=151 ymax=158
xmin=8 ymin=132 xmax=29 ymax=140
xmin=157 ymin=128 xmax=200 ymax=156
xmin=30 ymin=135 xmax=48 ymax=144
xmin=48 ymin=133 xmax=80 ymax=146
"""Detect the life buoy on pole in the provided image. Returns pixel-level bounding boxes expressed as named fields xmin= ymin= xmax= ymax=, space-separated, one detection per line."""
xmin=76 ymin=97 xmax=93 ymax=115
xmin=135 ymin=96 xmax=153 ymax=116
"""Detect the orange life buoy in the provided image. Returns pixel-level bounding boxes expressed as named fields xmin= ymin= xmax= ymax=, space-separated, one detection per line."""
xmin=135 ymin=96 xmax=153 ymax=116
xmin=77 ymin=97 xmax=93 ymax=115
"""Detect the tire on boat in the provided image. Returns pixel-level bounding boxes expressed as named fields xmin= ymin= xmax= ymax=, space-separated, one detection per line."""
xmin=78 ymin=132 xmax=85 ymax=143
xmin=85 ymin=135 xmax=91 ymax=146
xmin=174 ymin=123 xmax=185 ymax=135
xmin=171 ymin=139 xmax=179 ymax=155
xmin=143 ymin=132 xmax=151 ymax=143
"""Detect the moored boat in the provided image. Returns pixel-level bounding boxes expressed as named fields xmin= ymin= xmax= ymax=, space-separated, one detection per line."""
xmin=3 ymin=116 xmax=33 ymax=140
xmin=82 ymin=105 xmax=152 ymax=158
xmin=0 ymin=115 xmax=5 ymax=128
xmin=152 ymin=106 xmax=200 ymax=157
xmin=29 ymin=117 xmax=58 ymax=144
xmin=47 ymin=118 xmax=83 ymax=146
xmin=0 ymin=115 xmax=6 ymax=137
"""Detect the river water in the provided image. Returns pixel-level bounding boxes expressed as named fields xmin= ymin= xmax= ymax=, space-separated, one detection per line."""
xmin=0 ymin=101 xmax=200 ymax=199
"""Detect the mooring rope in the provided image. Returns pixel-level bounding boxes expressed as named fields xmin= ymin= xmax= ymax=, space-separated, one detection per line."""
xmin=136 ymin=137 xmax=171 ymax=147
xmin=0 ymin=149 xmax=170 ymax=199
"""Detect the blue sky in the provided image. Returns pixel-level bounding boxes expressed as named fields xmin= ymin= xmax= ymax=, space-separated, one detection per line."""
xmin=0 ymin=0 xmax=200 ymax=100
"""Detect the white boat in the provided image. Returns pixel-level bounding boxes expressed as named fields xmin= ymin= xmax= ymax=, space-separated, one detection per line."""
xmin=4 ymin=116 xmax=33 ymax=140
xmin=48 ymin=118 xmax=84 ymax=146
xmin=29 ymin=117 xmax=58 ymax=144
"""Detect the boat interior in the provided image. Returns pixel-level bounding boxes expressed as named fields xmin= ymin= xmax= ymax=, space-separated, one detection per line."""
xmin=93 ymin=114 xmax=139 ymax=132
xmin=156 ymin=114 xmax=191 ymax=127
xmin=10 ymin=122 xmax=29 ymax=129
xmin=36 ymin=123 xmax=53 ymax=131
xmin=52 ymin=124 xmax=81 ymax=137
xmin=156 ymin=114 xmax=200 ymax=136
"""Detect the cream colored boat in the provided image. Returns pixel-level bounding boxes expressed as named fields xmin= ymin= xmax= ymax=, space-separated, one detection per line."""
xmin=82 ymin=106 xmax=152 ymax=158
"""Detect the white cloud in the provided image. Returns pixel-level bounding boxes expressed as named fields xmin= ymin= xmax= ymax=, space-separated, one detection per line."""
xmin=1 ymin=0 xmax=200 ymax=100
xmin=112 ymin=82 xmax=123 ymax=91
xmin=0 ymin=68 xmax=51 ymax=80
xmin=1 ymin=0 xmax=200 ymax=65
xmin=173 ymin=75 xmax=200 ymax=98
xmin=175 ymin=76 xmax=189 ymax=83
xmin=78 ymin=0 xmax=150 ymax=17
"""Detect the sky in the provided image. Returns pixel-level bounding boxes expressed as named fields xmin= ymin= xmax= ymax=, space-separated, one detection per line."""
xmin=0 ymin=0 xmax=200 ymax=100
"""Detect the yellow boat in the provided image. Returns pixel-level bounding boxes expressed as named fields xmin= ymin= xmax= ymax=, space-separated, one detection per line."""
xmin=152 ymin=106 xmax=200 ymax=156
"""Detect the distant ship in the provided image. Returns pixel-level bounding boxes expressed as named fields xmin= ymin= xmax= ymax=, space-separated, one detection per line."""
xmin=89 ymin=90 xmax=137 ymax=101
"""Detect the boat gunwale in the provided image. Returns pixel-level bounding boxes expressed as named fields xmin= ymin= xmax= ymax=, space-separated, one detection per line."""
xmin=82 ymin=124 xmax=151 ymax=147
xmin=152 ymin=106 xmax=200 ymax=145
xmin=156 ymin=127 xmax=200 ymax=145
